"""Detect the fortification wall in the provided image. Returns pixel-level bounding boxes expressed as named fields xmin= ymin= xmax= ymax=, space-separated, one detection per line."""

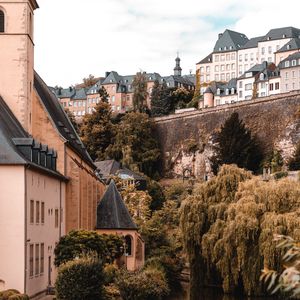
xmin=154 ymin=91 xmax=300 ymax=178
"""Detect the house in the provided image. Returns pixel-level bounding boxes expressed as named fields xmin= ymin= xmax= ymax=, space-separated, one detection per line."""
xmin=279 ymin=52 xmax=300 ymax=93
xmin=0 ymin=0 xmax=105 ymax=297
xmin=275 ymin=38 xmax=300 ymax=65
xmin=95 ymin=160 xmax=147 ymax=190
xmin=96 ymin=180 xmax=145 ymax=271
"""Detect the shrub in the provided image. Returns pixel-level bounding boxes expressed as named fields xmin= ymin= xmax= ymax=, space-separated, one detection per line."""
xmin=54 ymin=230 xmax=123 ymax=267
xmin=8 ymin=295 xmax=29 ymax=300
xmin=116 ymin=266 xmax=169 ymax=300
xmin=273 ymin=171 xmax=288 ymax=180
xmin=0 ymin=290 xmax=19 ymax=300
xmin=55 ymin=255 xmax=105 ymax=300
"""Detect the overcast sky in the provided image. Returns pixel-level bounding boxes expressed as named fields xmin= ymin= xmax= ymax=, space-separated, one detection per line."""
xmin=34 ymin=0 xmax=300 ymax=87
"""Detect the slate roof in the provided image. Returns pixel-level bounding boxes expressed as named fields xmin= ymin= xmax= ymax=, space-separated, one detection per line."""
xmin=102 ymin=71 xmax=122 ymax=85
xmin=0 ymin=96 xmax=67 ymax=181
xmin=213 ymin=29 xmax=248 ymax=53
xmin=276 ymin=38 xmax=300 ymax=53
xmin=163 ymin=75 xmax=195 ymax=86
xmin=96 ymin=180 xmax=137 ymax=230
xmin=197 ymin=53 xmax=213 ymax=64
xmin=279 ymin=52 xmax=300 ymax=69
xmin=241 ymin=36 xmax=264 ymax=49
xmin=34 ymin=72 xmax=96 ymax=169
xmin=72 ymin=88 xmax=87 ymax=100
xmin=87 ymin=79 xmax=105 ymax=95
xmin=204 ymin=79 xmax=237 ymax=97
xmin=262 ymin=27 xmax=300 ymax=42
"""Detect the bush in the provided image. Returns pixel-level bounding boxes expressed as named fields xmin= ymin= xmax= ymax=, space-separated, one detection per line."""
xmin=8 ymin=295 xmax=29 ymax=300
xmin=273 ymin=171 xmax=288 ymax=180
xmin=55 ymin=255 xmax=105 ymax=300
xmin=116 ymin=266 xmax=169 ymax=300
xmin=0 ymin=290 xmax=19 ymax=300
xmin=54 ymin=230 xmax=123 ymax=267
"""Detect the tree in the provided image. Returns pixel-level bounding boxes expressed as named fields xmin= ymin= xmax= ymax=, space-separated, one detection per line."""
xmin=106 ymin=112 xmax=161 ymax=178
xmin=211 ymin=112 xmax=263 ymax=174
xmin=169 ymin=87 xmax=194 ymax=110
xmin=55 ymin=255 xmax=106 ymax=300
xmin=80 ymin=88 xmax=114 ymax=161
xmin=150 ymin=80 xmax=172 ymax=117
xmin=192 ymin=69 xmax=201 ymax=103
xmin=82 ymin=74 xmax=98 ymax=88
xmin=54 ymin=230 xmax=123 ymax=267
xmin=289 ymin=141 xmax=300 ymax=170
xmin=132 ymin=72 xmax=148 ymax=112
xmin=180 ymin=164 xmax=300 ymax=299
xmin=65 ymin=108 xmax=81 ymax=133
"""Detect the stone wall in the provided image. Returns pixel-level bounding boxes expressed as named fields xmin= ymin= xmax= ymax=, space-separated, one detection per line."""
xmin=154 ymin=91 xmax=300 ymax=178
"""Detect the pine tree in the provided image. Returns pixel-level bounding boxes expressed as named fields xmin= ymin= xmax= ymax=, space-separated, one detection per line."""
xmin=150 ymin=80 xmax=171 ymax=116
xmin=132 ymin=72 xmax=148 ymax=112
xmin=211 ymin=112 xmax=263 ymax=174
xmin=289 ymin=141 xmax=300 ymax=170
xmin=80 ymin=89 xmax=114 ymax=161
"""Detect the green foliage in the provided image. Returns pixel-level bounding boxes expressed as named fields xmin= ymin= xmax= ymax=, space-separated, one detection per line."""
xmin=170 ymin=87 xmax=194 ymax=110
xmin=273 ymin=171 xmax=288 ymax=180
xmin=261 ymin=235 xmax=300 ymax=298
xmin=264 ymin=149 xmax=284 ymax=173
xmin=289 ymin=141 xmax=300 ymax=171
xmin=145 ymin=177 xmax=166 ymax=211
xmin=211 ymin=112 xmax=263 ymax=174
xmin=7 ymin=295 xmax=29 ymax=300
xmin=132 ymin=72 xmax=148 ymax=112
xmin=164 ymin=181 xmax=190 ymax=203
xmin=80 ymin=91 xmax=114 ymax=161
xmin=192 ymin=69 xmax=201 ymax=103
xmin=65 ymin=108 xmax=81 ymax=133
xmin=106 ymin=112 xmax=161 ymax=178
xmin=54 ymin=230 xmax=123 ymax=267
xmin=150 ymin=81 xmax=172 ymax=117
xmin=180 ymin=164 xmax=300 ymax=298
xmin=116 ymin=266 xmax=170 ymax=300
xmin=82 ymin=74 xmax=98 ymax=88
xmin=0 ymin=290 xmax=28 ymax=300
xmin=55 ymin=255 xmax=105 ymax=300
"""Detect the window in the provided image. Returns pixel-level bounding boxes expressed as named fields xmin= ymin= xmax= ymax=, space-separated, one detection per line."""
xmin=221 ymin=65 xmax=225 ymax=71
xmin=41 ymin=202 xmax=45 ymax=224
xmin=231 ymin=63 xmax=235 ymax=70
xmin=231 ymin=72 xmax=235 ymax=78
xmin=231 ymin=53 xmax=235 ymax=60
xmin=125 ymin=235 xmax=133 ymax=256
xmin=55 ymin=209 xmax=59 ymax=228
xmin=285 ymin=72 xmax=288 ymax=79
xmin=245 ymin=83 xmax=252 ymax=90
xmin=226 ymin=54 xmax=230 ymax=61
xmin=200 ymin=75 xmax=204 ymax=82
xmin=286 ymin=84 xmax=289 ymax=91
xmin=0 ymin=10 xmax=4 ymax=33
xmin=215 ymin=65 xmax=219 ymax=72
xmin=226 ymin=64 xmax=230 ymax=71
xmin=292 ymin=60 xmax=296 ymax=66
xmin=239 ymin=55 xmax=242 ymax=62
xmin=261 ymin=82 xmax=265 ymax=89
xmin=261 ymin=47 xmax=265 ymax=55
xmin=221 ymin=55 xmax=225 ymax=61
xmin=215 ymin=74 xmax=219 ymax=81
xmin=275 ymin=82 xmax=280 ymax=90
xmin=293 ymin=82 xmax=295 ymax=89
xmin=239 ymin=91 xmax=243 ymax=98
xmin=29 ymin=244 xmax=34 ymax=277
xmin=30 ymin=200 xmax=34 ymax=224
xmin=215 ymin=55 xmax=219 ymax=62
xmin=111 ymin=96 xmax=115 ymax=103
xmin=217 ymin=88 xmax=220 ymax=95
xmin=40 ymin=243 xmax=44 ymax=274
xmin=244 ymin=54 xmax=248 ymax=61
xmin=200 ymin=67 xmax=204 ymax=73
xmin=226 ymin=73 xmax=230 ymax=81
xmin=244 ymin=64 xmax=248 ymax=71
xmin=36 ymin=201 xmax=40 ymax=224
xmin=268 ymin=57 xmax=272 ymax=62
xmin=285 ymin=61 xmax=290 ymax=68
xmin=225 ymin=89 xmax=229 ymax=95
xmin=231 ymin=88 xmax=235 ymax=94
xmin=206 ymin=66 xmax=210 ymax=72
xmin=239 ymin=65 xmax=242 ymax=74
xmin=35 ymin=244 xmax=39 ymax=276
xmin=261 ymin=92 xmax=266 ymax=97
xmin=250 ymin=53 xmax=254 ymax=61
xmin=221 ymin=74 xmax=225 ymax=81
xmin=268 ymin=46 xmax=272 ymax=54
xmin=239 ymin=81 xmax=243 ymax=88
xmin=259 ymin=73 xmax=264 ymax=81
xmin=269 ymin=83 xmax=274 ymax=91
xmin=206 ymin=75 xmax=210 ymax=82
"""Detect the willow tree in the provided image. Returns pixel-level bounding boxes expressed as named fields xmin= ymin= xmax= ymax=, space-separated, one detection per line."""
xmin=180 ymin=164 xmax=300 ymax=299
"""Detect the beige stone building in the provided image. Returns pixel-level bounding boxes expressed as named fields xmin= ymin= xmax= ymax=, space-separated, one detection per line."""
xmin=0 ymin=0 xmax=105 ymax=297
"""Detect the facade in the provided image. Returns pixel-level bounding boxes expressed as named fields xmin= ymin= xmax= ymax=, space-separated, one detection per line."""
xmin=96 ymin=181 xmax=145 ymax=271
xmin=279 ymin=52 xmax=300 ymax=93
xmin=0 ymin=0 xmax=105 ymax=297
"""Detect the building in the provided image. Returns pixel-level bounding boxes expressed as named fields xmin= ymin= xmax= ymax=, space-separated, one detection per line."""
xmin=197 ymin=29 xmax=249 ymax=85
xmin=96 ymin=181 xmax=145 ymax=271
xmin=95 ymin=160 xmax=147 ymax=190
xmin=275 ymin=37 xmax=300 ymax=65
xmin=0 ymin=0 xmax=105 ymax=297
xmin=279 ymin=52 xmax=300 ymax=93
xmin=53 ymin=56 xmax=195 ymax=118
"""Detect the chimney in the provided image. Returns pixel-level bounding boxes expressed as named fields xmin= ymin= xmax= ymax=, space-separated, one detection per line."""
xmin=218 ymin=33 xmax=223 ymax=39
xmin=69 ymin=86 xmax=73 ymax=92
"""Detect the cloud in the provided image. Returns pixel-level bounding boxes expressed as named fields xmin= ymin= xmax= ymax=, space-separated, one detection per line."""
xmin=34 ymin=0 xmax=300 ymax=87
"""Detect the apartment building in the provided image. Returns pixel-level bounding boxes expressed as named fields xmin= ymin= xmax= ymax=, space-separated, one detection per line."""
xmin=197 ymin=29 xmax=249 ymax=85
xmin=279 ymin=52 xmax=300 ymax=93
xmin=275 ymin=37 xmax=300 ymax=65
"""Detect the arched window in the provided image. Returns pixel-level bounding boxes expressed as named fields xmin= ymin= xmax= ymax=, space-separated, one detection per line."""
xmin=125 ymin=235 xmax=133 ymax=256
xmin=0 ymin=10 xmax=4 ymax=33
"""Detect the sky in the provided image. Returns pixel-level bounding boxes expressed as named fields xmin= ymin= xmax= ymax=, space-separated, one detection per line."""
xmin=35 ymin=0 xmax=300 ymax=87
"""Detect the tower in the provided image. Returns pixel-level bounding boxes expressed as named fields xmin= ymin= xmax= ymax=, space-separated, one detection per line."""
xmin=174 ymin=53 xmax=182 ymax=76
xmin=0 ymin=0 xmax=39 ymax=132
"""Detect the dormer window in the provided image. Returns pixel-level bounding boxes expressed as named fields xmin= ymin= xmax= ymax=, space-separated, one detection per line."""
xmin=219 ymin=47 xmax=222 ymax=51
xmin=224 ymin=46 xmax=227 ymax=50
xmin=267 ymin=36 xmax=271 ymax=40
xmin=287 ymin=44 xmax=291 ymax=50
xmin=225 ymin=88 xmax=229 ymax=95
xmin=283 ymin=34 xmax=286 ymax=38
xmin=259 ymin=73 xmax=264 ymax=80
xmin=285 ymin=61 xmax=290 ymax=67
xmin=217 ymin=88 xmax=221 ymax=95
xmin=231 ymin=88 xmax=235 ymax=94
xmin=0 ymin=10 xmax=4 ymax=33
xmin=292 ymin=60 xmax=296 ymax=66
